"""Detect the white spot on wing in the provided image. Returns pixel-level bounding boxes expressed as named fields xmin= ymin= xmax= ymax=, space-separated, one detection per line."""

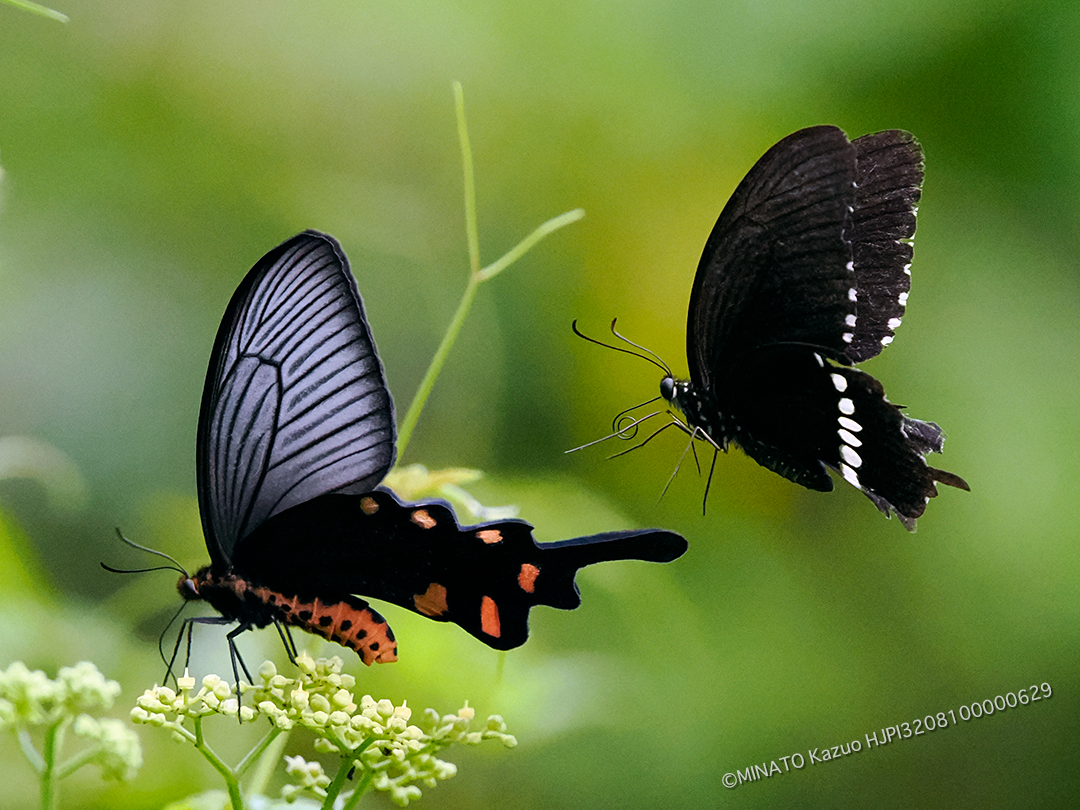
xmin=841 ymin=463 xmax=861 ymax=487
xmin=845 ymin=314 xmax=857 ymax=327
xmin=903 ymin=263 xmax=912 ymax=276
xmin=838 ymin=416 xmax=862 ymax=432
xmin=887 ymin=317 xmax=902 ymax=329
xmin=813 ymin=352 xmax=824 ymax=367
xmin=830 ymin=373 xmax=848 ymax=392
xmin=846 ymin=260 xmax=854 ymax=272
xmin=838 ymin=428 xmax=862 ymax=447
xmin=898 ymin=291 xmax=909 ymax=306
xmin=881 ymin=335 xmax=894 ymax=346
xmin=842 ymin=332 xmax=854 ymax=343
xmin=848 ymin=287 xmax=858 ymax=302
xmin=840 ymin=445 xmax=862 ymax=468
xmin=838 ymin=398 xmax=855 ymax=415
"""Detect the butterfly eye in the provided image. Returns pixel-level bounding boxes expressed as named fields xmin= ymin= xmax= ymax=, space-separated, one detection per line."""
xmin=660 ymin=376 xmax=676 ymax=403
xmin=178 ymin=576 xmax=199 ymax=599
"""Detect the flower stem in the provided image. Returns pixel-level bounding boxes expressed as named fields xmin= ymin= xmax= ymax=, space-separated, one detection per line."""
xmin=192 ymin=716 xmax=244 ymax=810
xmin=39 ymin=719 xmax=67 ymax=810
xmin=393 ymin=82 xmax=584 ymax=462
xmin=52 ymin=742 xmax=103 ymax=779
xmin=239 ymin=726 xmax=287 ymax=792
xmin=1 ymin=0 xmax=69 ymax=23
xmin=17 ymin=728 xmax=45 ymax=773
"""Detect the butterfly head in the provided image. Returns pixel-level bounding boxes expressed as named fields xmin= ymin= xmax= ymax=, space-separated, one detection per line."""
xmin=659 ymin=375 xmax=701 ymax=414
xmin=177 ymin=570 xmax=202 ymax=601
xmin=659 ymin=374 xmax=676 ymax=403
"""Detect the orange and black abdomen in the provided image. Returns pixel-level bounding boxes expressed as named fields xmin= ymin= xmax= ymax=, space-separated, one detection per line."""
xmin=259 ymin=589 xmax=397 ymax=664
xmin=189 ymin=568 xmax=397 ymax=665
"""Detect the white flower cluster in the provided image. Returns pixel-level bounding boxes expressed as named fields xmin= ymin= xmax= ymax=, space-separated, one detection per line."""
xmin=131 ymin=670 xmax=255 ymax=736
xmin=131 ymin=652 xmax=516 ymax=806
xmin=254 ymin=654 xmax=516 ymax=807
xmin=0 ymin=660 xmax=141 ymax=781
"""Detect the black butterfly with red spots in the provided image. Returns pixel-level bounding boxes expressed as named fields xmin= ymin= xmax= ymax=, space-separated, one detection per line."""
xmin=181 ymin=231 xmax=685 ymax=676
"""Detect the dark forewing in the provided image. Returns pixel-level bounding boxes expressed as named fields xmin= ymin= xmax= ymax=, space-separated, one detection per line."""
xmin=232 ymin=490 xmax=687 ymax=651
xmin=687 ymin=126 xmax=858 ymax=389
xmin=843 ymin=130 xmax=924 ymax=363
xmin=197 ymin=231 xmax=395 ymax=564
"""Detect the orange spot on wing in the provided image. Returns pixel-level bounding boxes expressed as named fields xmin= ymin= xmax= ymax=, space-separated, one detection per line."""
xmin=476 ymin=528 xmax=503 ymax=544
xmin=411 ymin=509 xmax=437 ymax=529
xmin=518 ymin=563 xmax=540 ymax=593
xmin=480 ymin=596 xmax=501 ymax=638
xmin=413 ymin=582 xmax=449 ymax=617
xmin=361 ymin=496 xmax=379 ymax=514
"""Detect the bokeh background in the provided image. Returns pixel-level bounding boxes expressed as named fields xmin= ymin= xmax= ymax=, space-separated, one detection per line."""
xmin=1 ymin=1 xmax=1077 ymax=807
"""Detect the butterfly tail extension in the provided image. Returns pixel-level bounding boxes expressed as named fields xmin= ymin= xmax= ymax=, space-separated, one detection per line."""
xmin=826 ymin=368 xmax=966 ymax=530
xmin=524 ymin=529 xmax=689 ymax=610
xmin=453 ymin=527 xmax=687 ymax=652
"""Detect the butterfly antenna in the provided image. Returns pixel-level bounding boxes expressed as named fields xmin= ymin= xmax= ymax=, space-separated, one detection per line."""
xmin=610 ymin=396 xmax=665 ymax=435
xmin=102 ymin=529 xmax=190 ymax=578
xmin=609 ymin=421 xmax=682 ymax=460
xmin=607 ymin=319 xmax=673 ymax=375
xmin=571 ymin=319 xmax=672 ymax=376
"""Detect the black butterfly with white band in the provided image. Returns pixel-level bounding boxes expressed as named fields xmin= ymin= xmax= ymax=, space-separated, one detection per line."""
xmin=576 ymin=126 xmax=968 ymax=529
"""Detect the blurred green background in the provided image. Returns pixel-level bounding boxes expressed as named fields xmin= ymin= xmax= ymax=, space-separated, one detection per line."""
xmin=1 ymin=0 xmax=1077 ymax=807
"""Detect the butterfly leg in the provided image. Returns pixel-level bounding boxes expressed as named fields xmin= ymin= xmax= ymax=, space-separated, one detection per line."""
xmin=272 ymin=618 xmax=299 ymax=663
xmin=223 ymin=622 xmax=255 ymax=685
xmin=660 ymin=427 xmax=700 ymax=501
xmin=701 ymin=447 xmax=719 ymax=515
xmin=164 ymin=615 xmax=232 ymax=685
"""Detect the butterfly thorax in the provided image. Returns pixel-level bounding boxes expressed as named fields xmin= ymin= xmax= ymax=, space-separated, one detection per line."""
xmin=661 ymin=375 xmax=729 ymax=450
xmin=178 ymin=566 xmax=398 ymax=665
xmin=179 ymin=566 xmax=279 ymax=627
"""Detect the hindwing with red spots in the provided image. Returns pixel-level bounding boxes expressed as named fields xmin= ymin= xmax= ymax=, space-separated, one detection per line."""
xmin=230 ymin=489 xmax=687 ymax=652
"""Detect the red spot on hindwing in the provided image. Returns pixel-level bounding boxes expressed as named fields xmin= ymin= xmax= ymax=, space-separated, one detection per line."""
xmin=411 ymin=509 xmax=437 ymax=529
xmin=480 ymin=596 xmax=501 ymax=638
xmin=518 ymin=563 xmax=540 ymax=593
xmin=413 ymin=582 xmax=449 ymax=618
xmin=476 ymin=529 xmax=503 ymax=544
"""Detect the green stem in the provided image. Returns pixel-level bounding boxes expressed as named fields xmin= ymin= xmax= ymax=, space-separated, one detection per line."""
xmin=17 ymin=728 xmax=45 ymax=773
xmin=320 ymin=759 xmax=356 ymax=810
xmin=393 ymin=82 xmax=584 ymax=462
xmin=52 ymin=742 xmax=103 ymax=780
xmin=192 ymin=716 xmax=244 ymax=810
xmin=455 ymin=81 xmax=481 ymax=280
xmin=236 ymin=725 xmax=285 ymax=784
xmin=319 ymin=733 xmax=374 ymax=810
xmin=340 ymin=765 xmax=376 ymax=810
xmin=479 ymin=208 xmax=584 ymax=282
xmin=39 ymin=718 xmax=68 ymax=810
xmin=394 ymin=266 xmax=479 ymax=462
xmin=1 ymin=0 xmax=69 ymax=23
